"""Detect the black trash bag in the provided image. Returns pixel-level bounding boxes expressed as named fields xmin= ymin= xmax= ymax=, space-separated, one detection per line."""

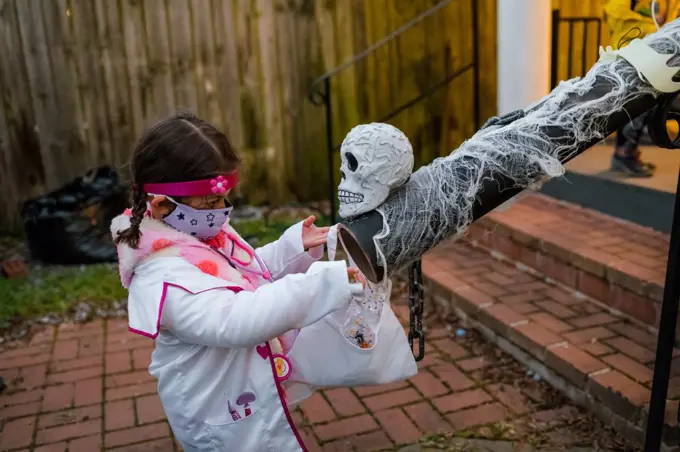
xmin=21 ymin=165 xmax=128 ymax=265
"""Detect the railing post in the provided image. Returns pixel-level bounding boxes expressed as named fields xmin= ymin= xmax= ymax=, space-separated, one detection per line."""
xmin=550 ymin=9 xmax=560 ymax=89
xmin=324 ymin=78 xmax=337 ymax=225
xmin=644 ymin=168 xmax=680 ymax=450
xmin=308 ymin=77 xmax=337 ymax=225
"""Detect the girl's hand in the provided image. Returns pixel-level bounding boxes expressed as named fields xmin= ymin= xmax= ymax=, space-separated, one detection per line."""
xmin=347 ymin=267 xmax=366 ymax=289
xmin=301 ymin=215 xmax=330 ymax=251
xmin=355 ymin=272 xmax=366 ymax=289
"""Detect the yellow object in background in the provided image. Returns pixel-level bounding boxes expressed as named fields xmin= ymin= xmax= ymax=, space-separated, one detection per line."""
xmin=667 ymin=119 xmax=679 ymax=138
xmin=604 ymin=0 xmax=680 ymax=49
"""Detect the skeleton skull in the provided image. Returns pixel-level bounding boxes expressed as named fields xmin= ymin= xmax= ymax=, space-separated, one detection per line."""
xmin=338 ymin=123 xmax=414 ymax=218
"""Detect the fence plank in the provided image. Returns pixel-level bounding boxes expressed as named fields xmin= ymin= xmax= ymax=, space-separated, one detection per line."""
xmin=391 ymin=2 xmax=428 ymax=167
xmin=15 ymin=0 xmax=62 ymax=189
xmin=274 ymin=5 xmax=297 ymax=196
xmin=143 ymin=0 xmax=175 ymax=123
xmin=72 ymin=0 xmax=115 ymax=166
xmin=368 ymin=0 xmax=392 ymax=125
xmin=167 ymin=0 xmax=198 ymax=114
xmin=98 ymin=0 xmax=135 ymax=166
xmin=334 ymin=0 xmax=358 ymax=138
xmin=187 ymin=0 xmax=207 ymax=119
xmin=119 ymin=0 xmax=146 ymax=139
xmin=295 ymin=4 xmax=326 ymax=201
xmin=0 ymin=15 xmax=19 ymax=231
xmin=229 ymin=0 xmax=264 ymax=203
xmin=212 ymin=0 xmax=244 ymax=151
xmin=0 ymin=0 xmax=43 ymax=214
xmin=476 ymin=0 xmax=497 ymax=125
xmin=192 ymin=0 xmax=221 ymax=128
xmin=46 ymin=0 xmax=85 ymax=177
xmin=67 ymin=0 xmax=97 ymax=168
xmin=256 ymin=0 xmax=288 ymax=203
xmin=350 ymin=0 xmax=368 ymax=123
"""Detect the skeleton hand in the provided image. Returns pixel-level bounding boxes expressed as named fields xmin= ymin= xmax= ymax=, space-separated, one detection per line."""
xmin=481 ymin=109 xmax=526 ymax=129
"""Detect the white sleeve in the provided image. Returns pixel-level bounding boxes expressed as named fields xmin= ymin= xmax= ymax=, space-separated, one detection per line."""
xmin=255 ymin=221 xmax=324 ymax=279
xmin=161 ymin=260 xmax=353 ymax=348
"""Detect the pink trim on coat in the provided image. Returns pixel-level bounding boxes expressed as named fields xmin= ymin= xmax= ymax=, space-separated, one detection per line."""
xmin=266 ymin=342 xmax=307 ymax=451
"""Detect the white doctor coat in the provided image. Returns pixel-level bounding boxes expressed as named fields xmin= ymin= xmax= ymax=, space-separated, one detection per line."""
xmin=113 ymin=214 xmax=359 ymax=451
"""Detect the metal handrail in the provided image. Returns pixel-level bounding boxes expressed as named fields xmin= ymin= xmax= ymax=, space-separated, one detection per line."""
xmin=308 ymin=0 xmax=454 ymax=100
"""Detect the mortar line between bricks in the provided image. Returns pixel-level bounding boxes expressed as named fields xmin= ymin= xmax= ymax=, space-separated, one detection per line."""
xmin=394 ymin=405 xmax=422 ymax=445
xmin=29 ymin=324 xmax=60 ymax=449
xmin=100 ymin=320 xmax=108 ymax=452
xmin=547 ymin=342 xmax=568 ymax=350
xmin=588 ymin=367 xmax=611 ymax=378
xmin=172 ymin=426 xmax=180 ymax=451
xmin=318 ymin=388 xmax=342 ymax=421
xmin=465 ymin=238 xmax=658 ymax=335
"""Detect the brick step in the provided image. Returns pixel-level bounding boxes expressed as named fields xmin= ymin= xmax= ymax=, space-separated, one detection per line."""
xmin=465 ymin=193 xmax=668 ymax=329
xmin=420 ymin=238 xmax=680 ymax=447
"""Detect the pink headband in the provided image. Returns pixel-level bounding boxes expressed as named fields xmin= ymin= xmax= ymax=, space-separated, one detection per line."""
xmin=143 ymin=172 xmax=238 ymax=197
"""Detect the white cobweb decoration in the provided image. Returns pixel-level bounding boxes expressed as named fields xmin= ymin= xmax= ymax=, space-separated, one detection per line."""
xmin=370 ymin=19 xmax=680 ymax=277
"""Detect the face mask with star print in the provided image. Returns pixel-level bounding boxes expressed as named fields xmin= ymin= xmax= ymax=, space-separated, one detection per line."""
xmin=160 ymin=196 xmax=233 ymax=240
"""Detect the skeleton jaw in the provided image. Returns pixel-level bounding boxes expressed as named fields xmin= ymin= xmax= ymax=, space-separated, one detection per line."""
xmin=338 ymin=189 xmax=365 ymax=204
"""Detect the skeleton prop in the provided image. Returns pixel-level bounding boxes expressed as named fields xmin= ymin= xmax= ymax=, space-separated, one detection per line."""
xmin=335 ymin=19 xmax=680 ymax=283
xmin=331 ymin=123 xmax=425 ymax=359
xmin=338 ymin=123 xmax=414 ymax=218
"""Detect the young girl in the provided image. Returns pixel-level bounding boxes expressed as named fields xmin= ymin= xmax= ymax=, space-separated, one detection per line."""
xmin=111 ymin=112 xmax=365 ymax=451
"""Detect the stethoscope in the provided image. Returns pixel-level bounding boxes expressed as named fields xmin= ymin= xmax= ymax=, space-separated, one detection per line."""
xmin=213 ymin=231 xmax=274 ymax=283
xmin=209 ymin=230 xmax=296 ymax=382
xmin=221 ymin=232 xmax=294 ymax=382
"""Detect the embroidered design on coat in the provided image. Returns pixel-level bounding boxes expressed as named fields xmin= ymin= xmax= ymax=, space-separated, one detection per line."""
xmin=236 ymin=391 xmax=256 ymax=417
xmin=228 ymin=391 xmax=257 ymax=420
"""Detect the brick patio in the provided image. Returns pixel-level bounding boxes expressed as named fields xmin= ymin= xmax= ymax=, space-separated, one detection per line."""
xmin=0 ymin=308 xmax=626 ymax=451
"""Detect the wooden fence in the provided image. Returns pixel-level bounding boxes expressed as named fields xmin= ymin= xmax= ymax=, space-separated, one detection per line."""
xmin=0 ymin=0 xmax=604 ymax=233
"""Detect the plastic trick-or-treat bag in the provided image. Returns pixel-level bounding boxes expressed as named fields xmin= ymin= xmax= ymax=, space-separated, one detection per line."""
xmin=287 ymin=225 xmax=417 ymax=387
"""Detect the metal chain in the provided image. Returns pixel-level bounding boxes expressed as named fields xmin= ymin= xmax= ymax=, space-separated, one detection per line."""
xmin=408 ymin=259 xmax=425 ymax=361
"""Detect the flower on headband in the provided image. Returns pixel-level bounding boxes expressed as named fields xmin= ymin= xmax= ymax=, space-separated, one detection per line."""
xmin=210 ymin=176 xmax=227 ymax=194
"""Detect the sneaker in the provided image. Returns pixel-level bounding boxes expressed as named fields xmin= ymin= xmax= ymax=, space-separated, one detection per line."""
xmin=611 ymin=155 xmax=655 ymax=177
xmin=640 ymin=159 xmax=657 ymax=171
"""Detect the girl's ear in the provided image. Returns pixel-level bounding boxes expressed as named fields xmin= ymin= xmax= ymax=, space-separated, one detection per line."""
xmin=149 ymin=195 xmax=172 ymax=219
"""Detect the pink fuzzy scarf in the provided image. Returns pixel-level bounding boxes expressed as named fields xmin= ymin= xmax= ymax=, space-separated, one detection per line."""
xmin=111 ymin=209 xmax=261 ymax=291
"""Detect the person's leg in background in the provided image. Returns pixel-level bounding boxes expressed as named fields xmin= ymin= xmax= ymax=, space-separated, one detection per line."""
xmin=612 ymin=111 xmax=656 ymax=177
